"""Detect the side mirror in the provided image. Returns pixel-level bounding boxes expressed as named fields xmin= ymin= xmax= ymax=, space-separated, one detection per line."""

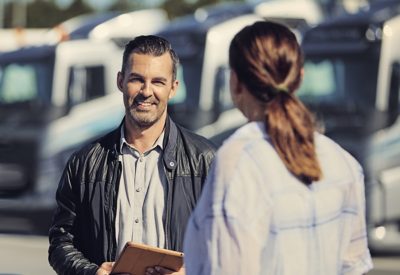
xmin=214 ymin=66 xmax=233 ymax=116
xmin=387 ymin=62 xmax=400 ymax=125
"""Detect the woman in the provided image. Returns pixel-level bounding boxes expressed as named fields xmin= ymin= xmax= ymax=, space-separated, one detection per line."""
xmin=183 ymin=21 xmax=373 ymax=275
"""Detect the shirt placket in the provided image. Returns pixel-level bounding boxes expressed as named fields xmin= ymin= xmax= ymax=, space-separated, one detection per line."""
xmin=132 ymin=152 xmax=146 ymax=243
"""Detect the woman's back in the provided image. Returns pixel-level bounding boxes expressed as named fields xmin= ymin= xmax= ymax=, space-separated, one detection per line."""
xmin=183 ymin=20 xmax=372 ymax=275
xmin=184 ymin=122 xmax=372 ymax=275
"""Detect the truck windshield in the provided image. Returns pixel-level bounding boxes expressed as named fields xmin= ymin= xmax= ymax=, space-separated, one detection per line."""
xmin=298 ymin=55 xmax=379 ymax=113
xmin=162 ymin=27 xmax=206 ymax=111
xmin=0 ymin=46 xmax=55 ymax=106
xmin=0 ymin=62 xmax=53 ymax=106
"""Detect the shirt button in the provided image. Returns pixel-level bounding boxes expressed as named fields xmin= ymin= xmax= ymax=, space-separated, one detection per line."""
xmin=136 ymin=187 xmax=142 ymax=192
xmin=134 ymin=218 xmax=139 ymax=223
xmin=139 ymin=157 xmax=144 ymax=162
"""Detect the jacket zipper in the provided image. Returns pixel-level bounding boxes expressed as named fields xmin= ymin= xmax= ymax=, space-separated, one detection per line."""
xmin=108 ymin=159 xmax=121 ymax=260
xmin=164 ymin=167 xmax=173 ymax=250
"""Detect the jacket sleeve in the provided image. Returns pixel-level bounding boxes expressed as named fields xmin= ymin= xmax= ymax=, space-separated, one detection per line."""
xmin=48 ymin=154 xmax=99 ymax=275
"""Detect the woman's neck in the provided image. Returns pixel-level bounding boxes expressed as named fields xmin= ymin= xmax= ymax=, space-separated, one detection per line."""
xmin=241 ymin=93 xmax=266 ymax=122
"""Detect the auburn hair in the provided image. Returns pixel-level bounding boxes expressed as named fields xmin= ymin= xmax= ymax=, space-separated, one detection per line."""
xmin=229 ymin=21 xmax=322 ymax=184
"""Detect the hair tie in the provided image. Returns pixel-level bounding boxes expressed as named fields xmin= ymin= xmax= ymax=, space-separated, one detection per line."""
xmin=275 ymin=84 xmax=289 ymax=94
xmin=271 ymin=86 xmax=289 ymax=96
xmin=252 ymin=85 xmax=289 ymax=102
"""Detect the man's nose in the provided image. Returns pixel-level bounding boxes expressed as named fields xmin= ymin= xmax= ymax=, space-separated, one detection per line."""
xmin=140 ymin=82 xmax=153 ymax=97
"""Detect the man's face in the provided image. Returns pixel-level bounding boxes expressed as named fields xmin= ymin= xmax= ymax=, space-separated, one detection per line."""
xmin=117 ymin=53 xmax=178 ymax=129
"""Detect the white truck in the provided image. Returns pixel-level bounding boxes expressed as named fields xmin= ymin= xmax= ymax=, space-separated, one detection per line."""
xmin=0 ymin=9 xmax=168 ymax=234
xmin=299 ymin=0 xmax=400 ymax=252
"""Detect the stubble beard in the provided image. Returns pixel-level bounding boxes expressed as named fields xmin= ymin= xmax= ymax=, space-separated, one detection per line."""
xmin=125 ymin=99 xmax=166 ymax=130
xmin=126 ymin=108 xmax=160 ymax=129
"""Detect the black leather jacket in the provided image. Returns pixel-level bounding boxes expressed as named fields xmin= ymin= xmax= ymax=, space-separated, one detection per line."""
xmin=48 ymin=118 xmax=216 ymax=275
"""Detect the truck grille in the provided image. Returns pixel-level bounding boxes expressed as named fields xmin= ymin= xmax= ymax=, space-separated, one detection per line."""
xmin=0 ymin=137 xmax=34 ymax=196
xmin=0 ymin=163 xmax=27 ymax=195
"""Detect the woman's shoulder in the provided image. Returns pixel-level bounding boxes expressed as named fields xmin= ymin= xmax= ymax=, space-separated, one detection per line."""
xmin=315 ymin=133 xmax=359 ymax=164
xmin=315 ymin=132 xmax=363 ymax=181
xmin=215 ymin=122 xmax=278 ymax=172
xmin=221 ymin=121 xmax=268 ymax=145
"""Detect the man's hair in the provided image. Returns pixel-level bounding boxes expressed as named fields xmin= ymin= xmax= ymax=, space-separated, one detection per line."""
xmin=121 ymin=35 xmax=179 ymax=81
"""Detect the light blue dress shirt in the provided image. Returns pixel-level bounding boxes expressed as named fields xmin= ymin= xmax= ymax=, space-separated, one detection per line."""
xmin=184 ymin=121 xmax=373 ymax=275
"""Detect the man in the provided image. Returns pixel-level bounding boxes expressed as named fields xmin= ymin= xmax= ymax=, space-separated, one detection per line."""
xmin=48 ymin=35 xmax=216 ymax=275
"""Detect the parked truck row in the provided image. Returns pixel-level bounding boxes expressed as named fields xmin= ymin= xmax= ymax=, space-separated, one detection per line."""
xmin=1 ymin=0 xmax=399 ymax=254
xmin=0 ymin=0 xmax=323 ymax=234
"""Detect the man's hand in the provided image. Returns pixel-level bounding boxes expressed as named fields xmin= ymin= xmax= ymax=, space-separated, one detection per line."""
xmin=96 ymin=262 xmax=130 ymax=275
xmin=145 ymin=265 xmax=185 ymax=275
xmin=96 ymin=262 xmax=114 ymax=275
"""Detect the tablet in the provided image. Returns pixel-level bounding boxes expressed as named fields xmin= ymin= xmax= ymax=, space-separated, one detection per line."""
xmin=111 ymin=242 xmax=184 ymax=275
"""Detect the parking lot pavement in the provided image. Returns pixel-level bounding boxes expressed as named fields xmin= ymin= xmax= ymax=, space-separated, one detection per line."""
xmin=0 ymin=234 xmax=54 ymax=275
xmin=1 ymin=234 xmax=400 ymax=275
xmin=369 ymin=255 xmax=400 ymax=275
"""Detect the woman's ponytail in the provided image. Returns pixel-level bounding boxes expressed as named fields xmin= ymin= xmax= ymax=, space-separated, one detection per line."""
xmin=229 ymin=21 xmax=322 ymax=184
xmin=266 ymin=92 xmax=321 ymax=184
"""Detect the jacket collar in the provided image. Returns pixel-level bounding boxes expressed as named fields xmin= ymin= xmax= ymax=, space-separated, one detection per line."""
xmin=162 ymin=117 xmax=178 ymax=171
xmin=111 ymin=116 xmax=177 ymax=171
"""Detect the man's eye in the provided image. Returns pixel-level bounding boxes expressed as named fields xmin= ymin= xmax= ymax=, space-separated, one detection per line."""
xmin=130 ymin=78 xmax=143 ymax=83
xmin=153 ymin=81 xmax=165 ymax=86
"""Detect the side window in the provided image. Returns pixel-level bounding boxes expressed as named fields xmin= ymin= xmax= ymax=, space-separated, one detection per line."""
xmin=388 ymin=62 xmax=400 ymax=124
xmin=0 ymin=64 xmax=37 ymax=103
xmin=67 ymin=65 xmax=105 ymax=106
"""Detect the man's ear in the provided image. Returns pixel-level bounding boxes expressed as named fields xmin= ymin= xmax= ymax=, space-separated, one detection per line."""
xmin=117 ymin=71 xmax=124 ymax=92
xmin=168 ymin=79 xmax=179 ymax=99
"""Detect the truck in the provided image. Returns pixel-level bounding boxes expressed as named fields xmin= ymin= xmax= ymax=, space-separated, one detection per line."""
xmin=299 ymin=0 xmax=400 ymax=252
xmin=157 ymin=0 xmax=324 ymax=144
xmin=0 ymin=9 xmax=168 ymax=234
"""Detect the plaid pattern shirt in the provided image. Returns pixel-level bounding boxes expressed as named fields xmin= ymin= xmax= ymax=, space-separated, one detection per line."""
xmin=184 ymin=122 xmax=373 ymax=275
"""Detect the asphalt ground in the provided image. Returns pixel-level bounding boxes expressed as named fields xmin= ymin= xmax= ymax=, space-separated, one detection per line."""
xmin=0 ymin=234 xmax=399 ymax=275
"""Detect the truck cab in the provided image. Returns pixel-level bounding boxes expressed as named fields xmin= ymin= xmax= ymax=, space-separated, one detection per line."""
xmin=300 ymin=0 xmax=400 ymax=252
xmin=0 ymin=9 xmax=168 ymax=234
xmin=159 ymin=3 xmax=258 ymax=132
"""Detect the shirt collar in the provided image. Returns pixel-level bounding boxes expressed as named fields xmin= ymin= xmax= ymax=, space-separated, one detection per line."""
xmin=119 ymin=123 xmax=165 ymax=154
